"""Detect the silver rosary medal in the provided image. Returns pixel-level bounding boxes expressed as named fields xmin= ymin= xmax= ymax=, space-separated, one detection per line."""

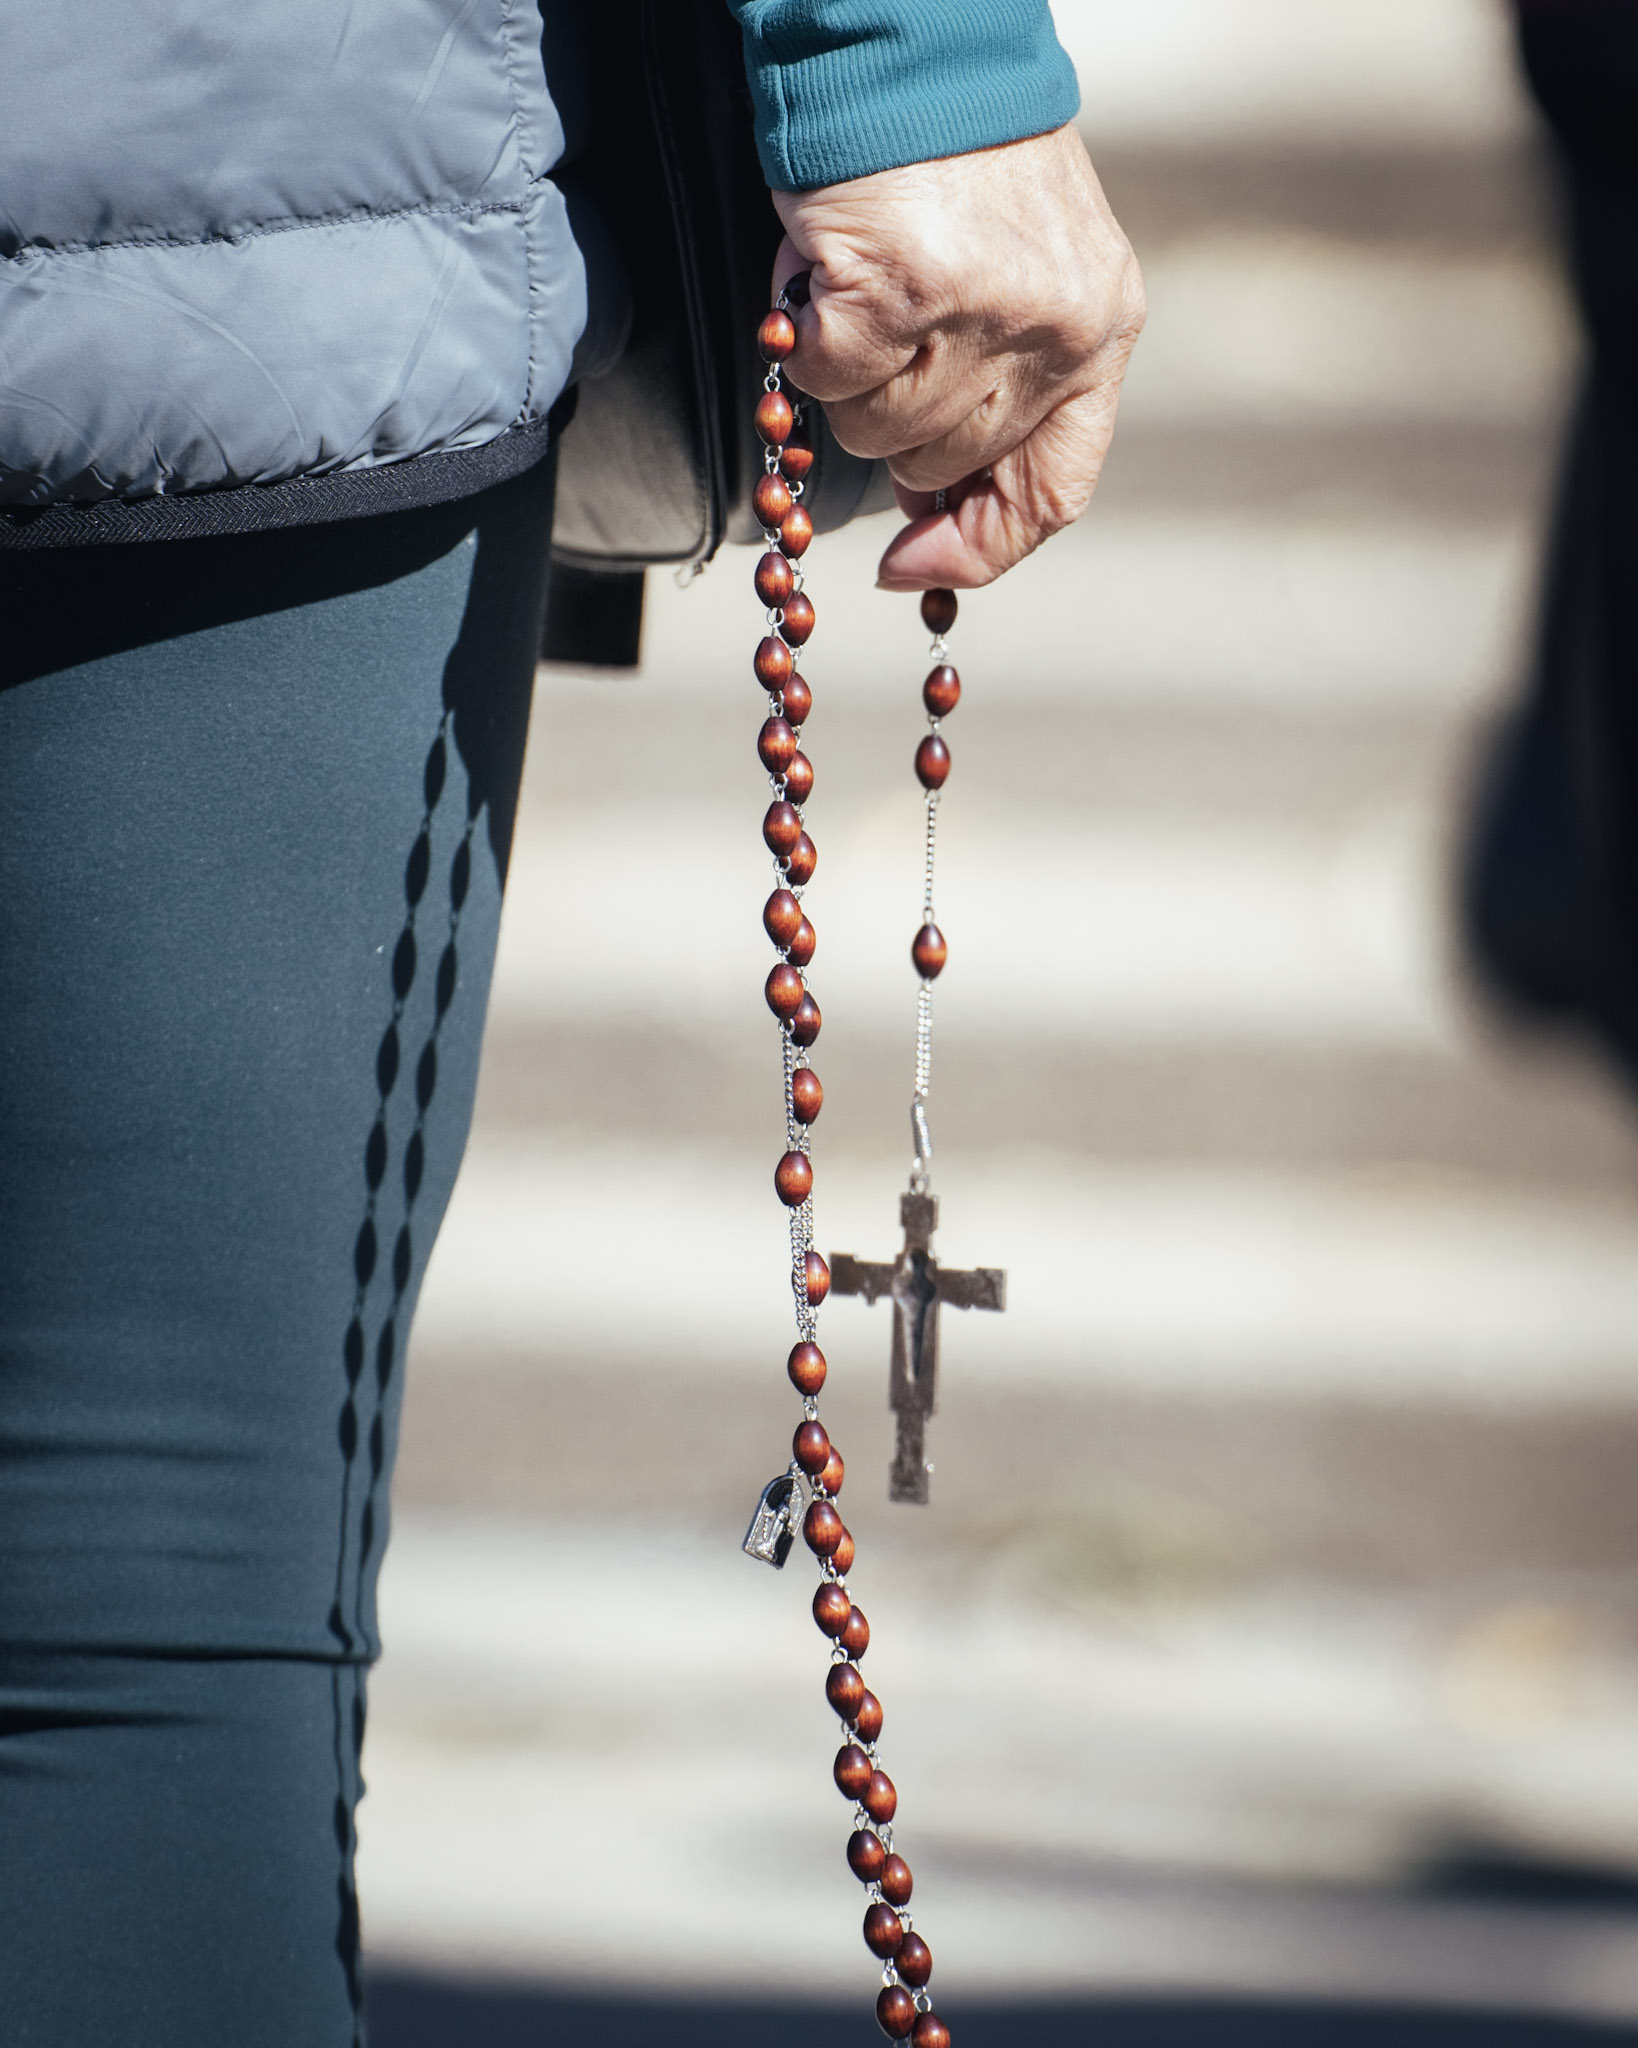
xmin=742 ymin=1471 xmax=802 ymax=1567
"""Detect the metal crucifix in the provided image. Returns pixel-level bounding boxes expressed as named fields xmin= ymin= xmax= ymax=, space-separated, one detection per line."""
xmin=830 ymin=1192 xmax=1005 ymax=1504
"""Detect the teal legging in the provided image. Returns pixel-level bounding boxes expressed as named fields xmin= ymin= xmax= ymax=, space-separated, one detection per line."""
xmin=0 ymin=453 xmax=555 ymax=2044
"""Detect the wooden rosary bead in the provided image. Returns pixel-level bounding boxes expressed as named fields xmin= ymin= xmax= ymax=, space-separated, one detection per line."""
xmin=895 ymin=1933 xmax=933 ymax=1989
xmin=794 ymin=1418 xmax=831 ymax=1475
xmin=776 ymin=1149 xmax=813 ymax=1207
xmin=863 ymin=1769 xmax=896 ymax=1823
xmin=780 ymin=433 xmax=815 ymax=483
xmin=756 ymin=635 xmax=794 ymax=690
xmin=781 ymin=591 xmax=815 ymax=646
xmin=864 ymin=1903 xmax=905 ymax=1959
xmin=831 ymin=1525 xmax=855 ymax=1574
xmin=921 ymin=588 xmax=958 ymax=634
xmin=756 ymin=390 xmax=795 ymax=446
xmin=819 ymin=1443 xmax=844 ymax=1494
xmin=790 ymin=992 xmax=821 ymax=1047
xmin=847 ymin=1828 xmax=887 ymax=1883
xmin=781 ymin=504 xmax=814 ymax=558
xmin=785 ymin=834 xmax=817 ymax=888
xmin=754 ymin=472 xmax=794 ymax=527
xmin=854 ymin=1689 xmax=883 ymax=1743
xmin=782 ymin=271 xmax=812 ymax=308
xmin=912 ymin=2014 xmax=950 ymax=2048
xmin=784 ymin=750 xmax=814 ymax=804
xmin=877 ymin=1986 xmax=917 ymax=2039
xmin=764 ymin=887 xmax=803 ymax=948
xmin=827 ymin=1660 xmax=866 ymax=1720
xmin=766 ymin=963 xmax=806 ymax=1020
xmin=813 ymin=1581 xmax=851 ymax=1638
xmin=804 ymin=1249 xmax=831 ymax=1304
xmin=791 ymin=1066 xmax=823 ymax=1124
xmin=923 ymin=664 xmax=962 ymax=716
xmin=880 ymin=1853 xmax=913 ymax=1906
xmin=755 ymin=551 xmax=795 ymax=608
xmin=787 ymin=918 xmax=816 ymax=968
xmin=758 ymin=308 xmax=797 ymax=361
xmin=763 ymin=801 xmax=802 ymax=856
xmin=788 ymin=1340 xmax=826 ymax=1394
xmin=758 ymin=716 xmax=797 ymax=775
xmin=912 ymin=924 xmax=947 ymax=979
xmin=803 ymin=1497 xmax=843 ymax=1556
xmin=782 ymin=672 xmax=813 ymax=725
xmin=840 ymin=1602 xmax=869 ymax=1657
xmin=915 ymin=733 xmax=951 ymax=789
xmin=835 ymin=1742 xmax=874 ymax=1798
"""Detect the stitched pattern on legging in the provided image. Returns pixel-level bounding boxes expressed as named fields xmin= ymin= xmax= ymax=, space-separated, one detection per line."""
xmin=324 ymin=714 xmax=456 ymax=2039
xmin=352 ymin=801 xmax=477 ymax=1628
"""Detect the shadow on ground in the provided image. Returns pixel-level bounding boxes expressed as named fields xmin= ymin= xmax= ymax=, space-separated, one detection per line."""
xmin=366 ymin=1978 xmax=1638 ymax=2048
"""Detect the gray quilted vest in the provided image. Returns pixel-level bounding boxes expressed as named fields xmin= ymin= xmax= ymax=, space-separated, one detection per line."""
xmin=0 ymin=0 xmax=583 ymax=544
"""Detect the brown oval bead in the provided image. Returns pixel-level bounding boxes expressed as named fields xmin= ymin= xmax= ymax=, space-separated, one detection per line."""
xmin=787 ymin=1340 xmax=826 ymax=1393
xmin=781 ymin=504 xmax=814 ymax=558
xmin=915 ymin=733 xmax=951 ymax=789
xmin=827 ymin=1661 xmax=866 ymax=1720
xmin=764 ymin=887 xmax=803 ymax=948
xmin=847 ymin=1828 xmax=887 ymax=1883
xmin=840 ymin=1602 xmax=869 ymax=1658
xmin=766 ymin=963 xmax=806 ymax=1019
xmin=895 ymin=1933 xmax=933 ymax=1989
xmin=863 ymin=1769 xmax=896 ymax=1823
xmin=877 ymin=1986 xmax=917 ymax=2039
xmin=756 ymin=389 xmax=795 ymax=446
xmin=781 ymin=590 xmax=815 ymax=646
xmin=912 ymin=924 xmax=947 ymax=979
xmin=755 ymin=635 xmax=794 ymax=689
xmin=763 ymin=801 xmax=802 ymax=856
xmin=754 ymin=472 xmax=794 ymax=527
xmin=758 ymin=309 xmax=797 ymax=362
xmin=785 ymin=834 xmax=817 ymax=888
xmin=780 ymin=434 xmax=815 ymax=483
xmin=813 ymin=1581 xmax=851 ymax=1638
xmin=854 ymin=1688 xmax=883 ymax=1743
xmin=787 ymin=918 xmax=816 ymax=969
xmin=819 ymin=1443 xmax=844 ymax=1494
xmin=791 ymin=1066 xmax=823 ymax=1125
xmin=790 ymin=992 xmax=821 ymax=1048
xmin=782 ymin=672 xmax=813 ymax=726
xmin=755 ymin=551 xmax=795 ymax=608
xmin=921 ymin=588 xmax=958 ymax=634
xmin=911 ymin=2014 xmax=950 ymax=2048
xmin=804 ymin=1249 xmax=831 ymax=1304
xmin=784 ymin=750 xmax=814 ymax=804
xmin=794 ymin=1419 xmax=831 ymax=1475
xmin=831 ymin=1525 xmax=855 ymax=1575
xmin=803 ymin=1498 xmax=843 ymax=1556
xmin=758 ymin=716 xmax=797 ymax=776
xmin=835 ymin=1742 xmax=873 ymax=1798
xmin=880 ymin=1853 xmax=913 ymax=1906
xmin=864 ymin=1903 xmax=905 ymax=1959
xmin=776 ymin=1150 xmax=814 ymax=1207
xmin=923 ymin=664 xmax=962 ymax=716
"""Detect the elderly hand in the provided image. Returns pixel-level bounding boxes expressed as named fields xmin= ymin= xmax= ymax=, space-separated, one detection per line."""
xmin=771 ymin=123 xmax=1144 ymax=591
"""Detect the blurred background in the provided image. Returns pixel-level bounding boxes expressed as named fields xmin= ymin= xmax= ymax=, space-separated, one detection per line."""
xmin=363 ymin=3 xmax=1638 ymax=2041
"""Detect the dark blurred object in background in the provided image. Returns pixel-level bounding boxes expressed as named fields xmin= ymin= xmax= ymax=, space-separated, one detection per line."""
xmin=1465 ymin=3 xmax=1638 ymax=1075
xmin=367 ymin=1975 xmax=1636 ymax=2048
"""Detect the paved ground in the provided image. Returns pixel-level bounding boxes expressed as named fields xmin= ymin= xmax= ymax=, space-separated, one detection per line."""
xmin=361 ymin=3 xmax=1638 ymax=2032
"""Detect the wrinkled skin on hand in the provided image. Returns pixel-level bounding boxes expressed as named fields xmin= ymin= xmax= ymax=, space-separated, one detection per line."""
xmin=771 ymin=123 xmax=1145 ymax=591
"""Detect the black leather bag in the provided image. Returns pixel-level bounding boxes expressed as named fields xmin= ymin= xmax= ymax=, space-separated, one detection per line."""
xmin=540 ymin=0 xmax=891 ymax=665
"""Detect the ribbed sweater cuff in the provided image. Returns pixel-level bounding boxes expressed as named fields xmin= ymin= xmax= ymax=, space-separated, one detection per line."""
xmin=727 ymin=0 xmax=1081 ymax=192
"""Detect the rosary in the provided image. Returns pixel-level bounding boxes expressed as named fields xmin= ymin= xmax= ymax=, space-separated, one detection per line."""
xmin=739 ymin=279 xmax=1007 ymax=2047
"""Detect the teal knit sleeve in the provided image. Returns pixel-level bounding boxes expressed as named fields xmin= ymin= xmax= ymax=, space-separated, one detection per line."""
xmin=724 ymin=0 xmax=1081 ymax=192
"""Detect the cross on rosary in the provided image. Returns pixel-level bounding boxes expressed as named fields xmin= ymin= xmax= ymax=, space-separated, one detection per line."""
xmin=831 ymin=1193 xmax=1005 ymax=1504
